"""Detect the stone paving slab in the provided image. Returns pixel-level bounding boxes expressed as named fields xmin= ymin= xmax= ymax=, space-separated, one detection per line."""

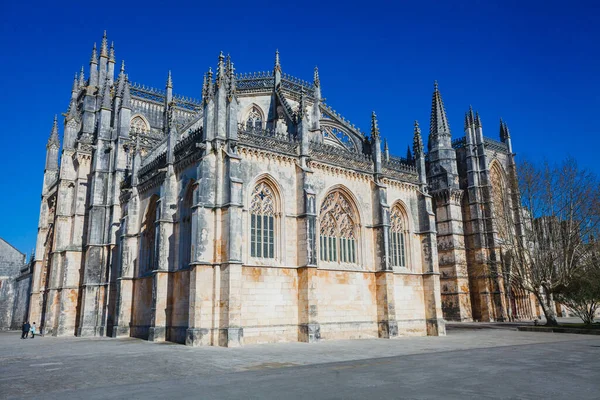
xmin=1 ymin=329 xmax=599 ymax=399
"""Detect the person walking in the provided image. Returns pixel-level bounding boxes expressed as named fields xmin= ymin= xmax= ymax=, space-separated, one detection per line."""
xmin=21 ymin=321 xmax=30 ymax=339
xmin=30 ymin=322 xmax=36 ymax=339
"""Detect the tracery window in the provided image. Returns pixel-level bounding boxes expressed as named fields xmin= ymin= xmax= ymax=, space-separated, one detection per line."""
xmin=130 ymin=116 xmax=150 ymax=134
xmin=245 ymin=107 xmax=263 ymax=131
xmin=319 ymin=191 xmax=357 ymax=263
xmin=390 ymin=205 xmax=408 ymax=267
xmin=250 ymin=182 xmax=275 ymax=258
xmin=322 ymin=125 xmax=357 ymax=152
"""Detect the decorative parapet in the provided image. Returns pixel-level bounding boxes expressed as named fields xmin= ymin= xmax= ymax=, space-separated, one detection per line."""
xmin=483 ymin=137 xmax=509 ymax=153
xmin=235 ymin=72 xmax=274 ymax=94
xmin=130 ymin=82 xmax=166 ymax=104
xmin=281 ymin=73 xmax=316 ymax=97
xmin=310 ymin=141 xmax=373 ymax=173
xmin=383 ymin=155 xmax=417 ymax=173
xmin=238 ymin=124 xmax=298 ymax=156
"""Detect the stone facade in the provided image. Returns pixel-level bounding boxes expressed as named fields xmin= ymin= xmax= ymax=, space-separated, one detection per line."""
xmin=29 ymin=33 xmax=534 ymax=346
xmin=0 ymin=238 xmax=32 ymax=330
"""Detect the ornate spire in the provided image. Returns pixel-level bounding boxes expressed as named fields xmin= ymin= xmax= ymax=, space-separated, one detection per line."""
xmin=166 ymin=70 xmax=172 ymax=89
xmin=370 ymin=111 xmax=380 ymax=139
xmin=413 ymin=120 xmax=424 ymax=156
xmin=475 ymin=111 xmax=482 ymax=128
xmin=274 ymin=49 xmax=281 ymax=72
xmin=383 ymin=138 xmax=389 ymax=152
xmin=429 ymin=80 xmax=450 ymax=136
xmin=109 ymin=41 xmax=115 ymax=62
xmin=79 ymin=66 xmax=85 ymax=87
xmin=90 ymin=43 xmax=98 ymax=64
xmin=406 ymin=146 xmax=413 ymax=162
xmin=207 ymin=67 xmax=214 ymax=94
xmin=47 ymin=115 xmax=60 ymax=147
xmin=120 ymin=60 xmax=125 ymax=73
xmin=314 ymin=66 xmax=320 ymax=87
xmin=100 ymin=31 xmax=108 ymax=58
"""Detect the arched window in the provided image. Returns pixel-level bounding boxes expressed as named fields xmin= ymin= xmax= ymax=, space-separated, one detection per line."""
xmin=250 ymin=182 xmax=275 ymax=258
xmin=390 ymin=205 xmax=408 ymax=267
xmin=319 ymin=191 xmax=357 ymax=263
xmin=490 ymin=161 xmax=510 ymax=242
xmin=130 ymin=115 xmax=150 ymax=134
xmin=246 ymin=106 xmax=263 ymax=131
xmin=179 ymin=185 xmax=193 ymax=269
xmin=140 ymin=196 xmax=159 ymax=274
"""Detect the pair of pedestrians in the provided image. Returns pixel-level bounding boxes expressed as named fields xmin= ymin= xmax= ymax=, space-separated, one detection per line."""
xmin=21 ymin=321 xmax=37 ymax=339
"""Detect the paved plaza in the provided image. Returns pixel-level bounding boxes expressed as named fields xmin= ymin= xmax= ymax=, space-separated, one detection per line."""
xmin=1 ymin=326 xmax=599 ymax=399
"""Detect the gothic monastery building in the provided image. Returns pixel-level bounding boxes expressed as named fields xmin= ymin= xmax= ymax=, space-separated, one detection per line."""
xmin=30 ymin=33 xmax=536 ymax=346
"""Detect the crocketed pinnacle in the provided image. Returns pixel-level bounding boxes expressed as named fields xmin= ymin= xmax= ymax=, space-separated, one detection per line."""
xmin=72 ymin=73 xmax=79 ymax=93
xmin=406 ymin=146 xmax=413 ymax=162
xmin=383 ymin=138 xmax=389 ymax=152
xmin=413 ymin=120 xmax=424 ymax=156
xmin=100 ymin=31 xmax=108 ymax=58
xmin=370 ymin=111 xmax=380 ymax=139
xmin=116 ymin=61 xmax=126 ymax=96
xmin=166 ymin=70 xmax=172 ymax=89
xmin=475 ymin=111 xmax=482 ymax=128
xmin=121 ymin=76 xmax=131 ymax=108
xmin=47 ymin=115 xmax=60 ymax=147
xmin=216 ymin=52 xmax=225 ymax=84
xmin=79 ymin=66 xmax=85 ymax=87
xmin=499 ymin=118 xmax=510 ymax=142
xmin=297 ymin=87 xmax=306 ymax=119
xmin=90 ymin=43 xmax=98 ymax=64
xmin=228 ymin=62 xmax=236 ymax=99
xmin=109 ymin=41 xmax=115 ymax=62
xmin=120 ymin=60 xmax=125 ymax=73
xmin=101 ymin=78 xmax=112 ymax=109
xmin=274 ymin=49 xmax=281 ymax=72
xmin=429 ymin=81 xmax=450 ymax=136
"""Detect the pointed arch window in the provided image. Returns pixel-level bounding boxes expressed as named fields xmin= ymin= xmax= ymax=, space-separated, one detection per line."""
xmin=131 ymin=115 xmax=150 ymax=134
xmin=319 ymin=191 xmax=357 ymax=263
xmin=141 ymin=196 xmax=159 ymax=275
xmin=246 ymin=107 xmax=263 ymax=131
xmin=390 ymin=205 xmax=408 ymax=267
xmin=179 ymin=186 xmax=194 ymax=269
xmin=250 ymin=182 xmax=275 ymax=259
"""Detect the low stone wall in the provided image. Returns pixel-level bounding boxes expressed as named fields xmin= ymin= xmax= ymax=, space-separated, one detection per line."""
xmin=517 ymin=326 xmax=600 ymax=335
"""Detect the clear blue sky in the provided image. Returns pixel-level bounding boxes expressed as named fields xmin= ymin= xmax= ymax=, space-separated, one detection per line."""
xmin=0 ymin=0 xmax=598 ymax=254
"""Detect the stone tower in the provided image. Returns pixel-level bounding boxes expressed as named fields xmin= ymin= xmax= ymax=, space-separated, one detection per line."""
xmin=426 ymin=82 xmax=472 ymax=321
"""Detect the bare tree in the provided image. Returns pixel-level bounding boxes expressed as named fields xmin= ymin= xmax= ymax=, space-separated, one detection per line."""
xmin=496 ymin=158 xmax=600 ymax=326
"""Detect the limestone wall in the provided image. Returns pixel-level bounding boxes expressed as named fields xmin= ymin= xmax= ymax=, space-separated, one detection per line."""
xmin=241 ymin=266 xmax=298 ymax=344
xmin=131 ymin=276 xmax=153 ymax=339
xmin=0 ymin=239 xmax=26 ymax=330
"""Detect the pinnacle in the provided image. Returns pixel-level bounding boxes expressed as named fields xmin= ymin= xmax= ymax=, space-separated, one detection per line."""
xmin=314 ymin=66 xmax=320 ymax=87
xmin=120 ymin=60 xmax=125 ymax=73
xmin=48 ymin=115 xmax=60 ymax=146
xmin=100 ymin=31 xmax=108 ymax=58
xmin=413 ymin=120 xmax=424 ymax=156
xmin=109 ymin=41 xmax=115 ymax=62
xmin=370 ymin=111 xmax=380 ymax=138
xmin=429 ymin=81 xmax=450 ymax=136
xmin=90 ymin=43 xmax=98 ymax=64
xmin=274 ymin=49 xmax=281 ymax=71
xmin=166 ymin=70 xmax=173 ymax=89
